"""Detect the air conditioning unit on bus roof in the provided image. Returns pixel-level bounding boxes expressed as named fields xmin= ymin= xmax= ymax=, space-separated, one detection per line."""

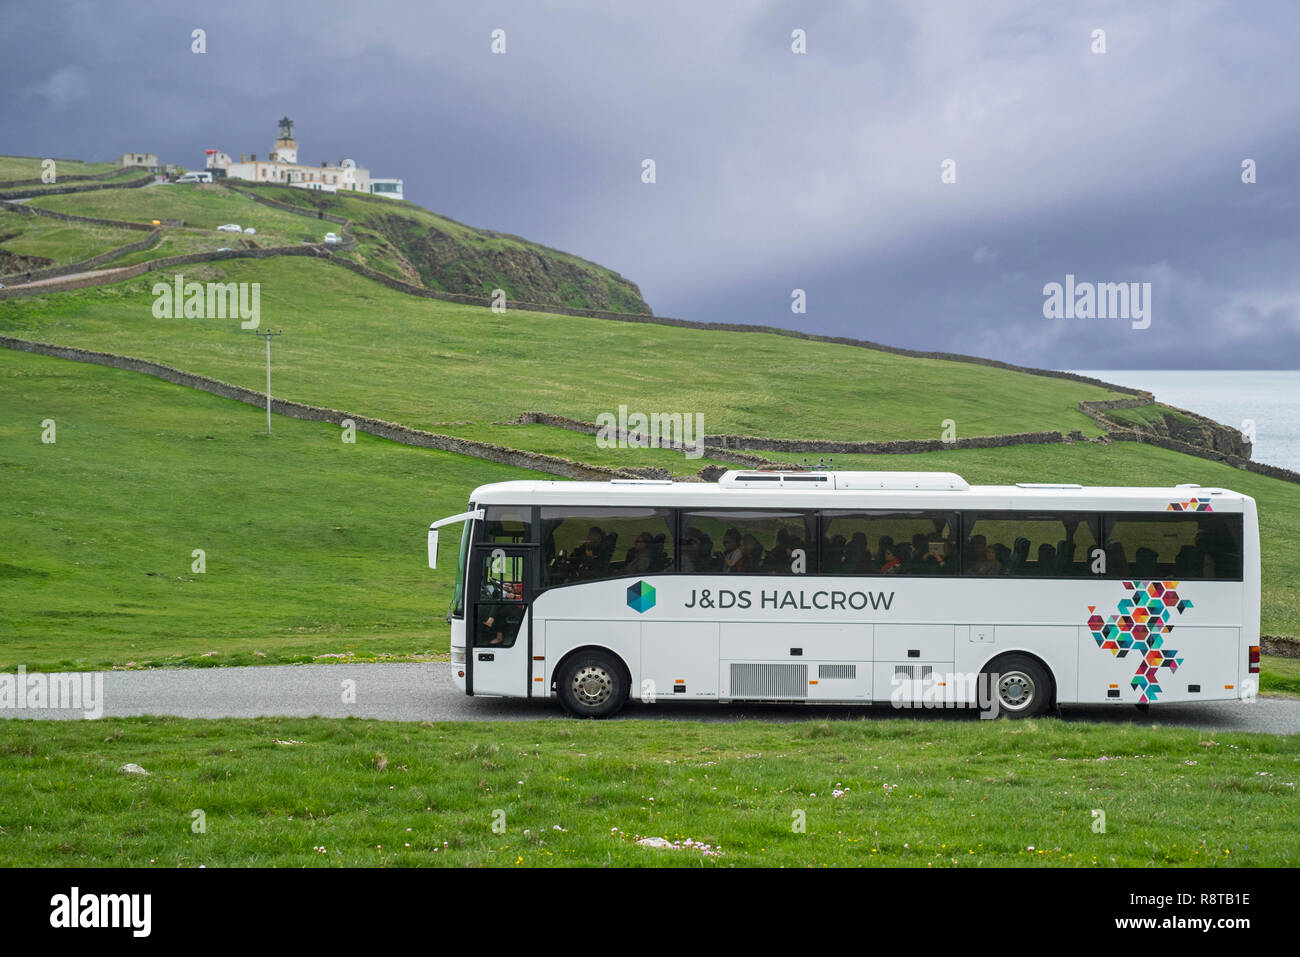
xmin=718 ymin=470 xmax=970 ymax=491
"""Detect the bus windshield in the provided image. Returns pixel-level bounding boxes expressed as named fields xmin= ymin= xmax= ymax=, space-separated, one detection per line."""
xmin=451 ymin=518 xmax=472 ymax=618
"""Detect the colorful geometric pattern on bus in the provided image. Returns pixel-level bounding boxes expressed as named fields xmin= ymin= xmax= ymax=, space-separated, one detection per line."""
xmin=1086 ymin=581 xmax=1192 ymax=703
xmin=1167 ymin=497 xmax=1212 ymax=512
xmin=627 ymin=580 xmax=656 ymax=613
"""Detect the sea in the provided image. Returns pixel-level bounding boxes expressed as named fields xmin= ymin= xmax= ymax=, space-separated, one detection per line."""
xmin=1070 ymin=370 xmax=1300 ymax=474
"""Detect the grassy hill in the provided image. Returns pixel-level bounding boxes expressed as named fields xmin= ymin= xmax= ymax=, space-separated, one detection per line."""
xmin=237 ymin=182 xmax=651 ymax=313
xmin=16 ymin=175 xmax=650 ymax=313
xmin=0 ymin=155 xmax=121 ymax=181
xmin=0 ymin=207 xmax=142 ymax=273
xmin=0 ymin=257 xmax=1123 ymax=444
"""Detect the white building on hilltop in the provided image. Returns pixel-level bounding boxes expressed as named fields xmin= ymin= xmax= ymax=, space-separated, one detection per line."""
xmin=206 ymin=117 xmax=403 ymax=199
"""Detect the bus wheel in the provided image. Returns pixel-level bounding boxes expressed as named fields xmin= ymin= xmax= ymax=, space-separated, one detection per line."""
xmin=557 ymin=652 xmax=628 ymax=719
xmin=985 ymin=654 xmax=1052 ymax=719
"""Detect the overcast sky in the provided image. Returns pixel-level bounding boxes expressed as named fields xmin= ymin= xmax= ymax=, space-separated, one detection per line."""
xmin=3 ymin=0 xmax=1297 ymax=369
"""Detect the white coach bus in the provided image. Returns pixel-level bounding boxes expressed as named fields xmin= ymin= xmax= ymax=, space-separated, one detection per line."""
xmin=428 ymin=470 xmax=1260 ymax=718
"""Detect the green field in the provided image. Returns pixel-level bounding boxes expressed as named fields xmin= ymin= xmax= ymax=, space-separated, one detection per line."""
xmin=0 ymin=257 xmax=1123 ymax=442
xmin=16 ymin=171 xmax=649 ymax=313
xmin=0 ymin=715 xmax=1293 ymax=867
xmin=1261 ymin=655 xmax=1300 ymax=696
xmin=0 ymin=347 xmax=534 ymax=672
xmin=0 ymin=208 xmax=144 ymax=270
xmin=0 ymin=155 xmax=120 ymax=181
xmin=28 ymin=183 xmax=333 ymax=241
xmin=1 ymin=167 xmax=146 ymax=194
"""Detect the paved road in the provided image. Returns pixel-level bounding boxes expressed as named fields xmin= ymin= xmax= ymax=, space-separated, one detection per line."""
xmin=14 ymin=265 xmax=137 ymax=288
xmin=1 ymin=663 xmax=1296 ymax=733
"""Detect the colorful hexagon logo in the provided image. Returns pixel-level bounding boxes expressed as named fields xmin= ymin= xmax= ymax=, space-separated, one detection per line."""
xmin=1086 ymin=580 xmax=1191 ymax=703
xmin=627 ymin=580 xmax=656 ymax=613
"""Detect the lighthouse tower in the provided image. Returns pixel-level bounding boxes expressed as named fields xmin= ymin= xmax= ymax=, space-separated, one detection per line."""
xmin=271 ymin=116 xmax=298 ymax=164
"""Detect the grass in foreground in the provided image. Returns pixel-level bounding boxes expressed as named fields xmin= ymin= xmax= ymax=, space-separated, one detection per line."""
xmin=0 ymin=348 xmax=538 ymax=671
xmin=0 ymin=715 xmax=1294 ymax=867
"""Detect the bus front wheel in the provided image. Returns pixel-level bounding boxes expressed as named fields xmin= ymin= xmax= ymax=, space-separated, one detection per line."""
xmin=984 ymin=654 xmax=1052 ymax=719
xmin=557 ymin=651 xmax=629 ymax=719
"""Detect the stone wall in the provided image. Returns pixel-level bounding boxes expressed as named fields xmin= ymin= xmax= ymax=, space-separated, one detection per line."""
xmin=2 ymin=200 xmax=154 ymax=231
xmin=508 ymin=410 xmax=1066 ymax=458
xmin=0 ymin=173 xmax=154 ymax=201
xmin=223 ymin=184 xmax=350 ymax=226
xmin=1262 ymin=635 xmax=1300 ymax=659
xmin=0 ymin=243 xmax=328 ymax=299
xmin=0 ymin=166 xmax=146 ymax=189
xmin=0 ymin=229 xmax=162 ymax=284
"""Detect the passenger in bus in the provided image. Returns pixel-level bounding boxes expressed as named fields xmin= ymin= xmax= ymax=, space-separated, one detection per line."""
xmin=910 ymin=533 xmax=932 ymax=571
xmin=824 ymin=533 xmax=848 ymax=573
xmin=1104 ymin=541 xmax=1130 ymax=577
xmin=1006 ymin=537 xmax=1031 ymax=575
xmin=1134 ymin=546 xmax=1159 ymax=578
xmin=880 ymin=545 xmax=902 ymax=574
xmin=719 ymin=528 xmax=744 ymax=573
xmin=739 ymin=533 xmax=764 ymax=572
xmin=965 ymin=534 xmax=987 ymax=569
xmin=478 ymin=581 xmax=522 ymax=646
xmin=1037 ymin=543 xmax=1057 ymax=575
xmin=623 ymin=532 xmax=656 ymax=574
xmin=927 ymin=541 xmax=952 ymax=572
xmin=764 ymin=527 xmax=795 ymax=572
xmin=679 ymin=527 xmax=710 ymax=572
xmin=971 ymin=544 xmax=1002 ymax=576
xmin=568 ymin=526 xmax=608 ymax=580
xmin=844 ymin=532 xmax=872 ymax=573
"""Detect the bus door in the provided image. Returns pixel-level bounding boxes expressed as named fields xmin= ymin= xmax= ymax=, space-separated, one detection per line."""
xmin=468 ymin=544 xmax=537 ymax=697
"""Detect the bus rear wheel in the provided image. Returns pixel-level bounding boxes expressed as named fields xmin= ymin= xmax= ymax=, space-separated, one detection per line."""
xmin=984 ymin=654 xmax=1052 ymax=719
xmin=557 ymin=651 xmax=629 ymax=719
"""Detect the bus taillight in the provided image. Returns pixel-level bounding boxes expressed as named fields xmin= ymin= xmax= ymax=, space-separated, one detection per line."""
xmin=1248 ymin=646 xmax=1260 ymax=674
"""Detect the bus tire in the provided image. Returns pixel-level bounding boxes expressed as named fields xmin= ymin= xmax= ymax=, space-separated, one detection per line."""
xmin=984 ymin=654 xmax=1052 ymax=719
xmin=557 ymin=651 xmax=629 ymax=719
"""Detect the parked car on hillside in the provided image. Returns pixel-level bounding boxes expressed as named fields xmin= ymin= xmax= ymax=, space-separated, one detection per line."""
xmin=323 ymin=232 xmax=340 ymax=244
xmin=216 ymin=224 xmax=242 ymax=233
xmin=176 ymin=171 xmax=212 ymax=184
xmin=243 ymin=227 xmax=256 ymax=234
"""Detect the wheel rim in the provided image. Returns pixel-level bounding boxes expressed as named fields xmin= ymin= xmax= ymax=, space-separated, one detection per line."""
xmin=571 ymin=664 xmax=613 ymax=707
xmin=997 ymin=670 xmax=1036 ymax=711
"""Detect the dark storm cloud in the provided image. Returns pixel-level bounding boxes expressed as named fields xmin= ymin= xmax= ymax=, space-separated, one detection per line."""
xmin=2 ymin=0 xmax=1297 ymax=368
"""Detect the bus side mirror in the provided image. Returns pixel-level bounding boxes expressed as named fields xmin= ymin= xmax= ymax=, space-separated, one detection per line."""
xmin=428 ymin=527 xmax=439 ymax=569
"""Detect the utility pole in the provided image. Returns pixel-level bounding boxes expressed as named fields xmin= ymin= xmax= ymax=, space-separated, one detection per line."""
xmin=251 ymin=329 xmax=284 ymax=435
